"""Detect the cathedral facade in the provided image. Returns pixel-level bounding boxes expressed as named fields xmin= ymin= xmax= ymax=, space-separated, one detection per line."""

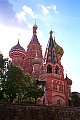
xmin=9 ymin=22 xmax=72 ymax=105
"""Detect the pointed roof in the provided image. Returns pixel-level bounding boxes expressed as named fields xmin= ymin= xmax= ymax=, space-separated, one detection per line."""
xmin=30 ymin=35 xmax=40 ymax=45
xmin=46 ymin=30 xmax=58 ymax=63
xmin=10 ymin=39 xmax=25 ymax=52
xmin=46 ymin=30 xmax=64 ymax=64
xmin=29 ymin=22 xmax=40 ymax=45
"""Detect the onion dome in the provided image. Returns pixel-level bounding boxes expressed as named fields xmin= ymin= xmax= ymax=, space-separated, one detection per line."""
xmin=33 ymin=21 xmax=38 ymax=34
xmin=54 ymin=40 xmax=64 ymax=56
xmin=33 ymin=23 xmax=38 ymax=29
xmin=10 ymin=40 xmax=25 ymax=52
xmin=32 ymin=58 xmax=41 ymax=65
xmin=44 ymin=30 xmax=64 ymax=64
xmin=65 ymin=74 xmax=72 ymax=85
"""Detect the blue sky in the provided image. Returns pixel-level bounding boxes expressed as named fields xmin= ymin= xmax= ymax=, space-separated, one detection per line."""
xmin=0 ymin=0 xmax=80 ymax=92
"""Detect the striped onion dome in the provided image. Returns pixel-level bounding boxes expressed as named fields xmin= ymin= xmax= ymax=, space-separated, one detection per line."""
xmin=46 ymin=30 xmax=64 ymax=64
xmin=10 ymin=40 xmax=25 ymax=52
xmin=54 ymin=40 xmax=64 ymax=56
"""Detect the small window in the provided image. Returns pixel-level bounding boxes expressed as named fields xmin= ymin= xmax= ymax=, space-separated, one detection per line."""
xmin=55 ymin=66 xmax=59 ymax=74
xmin=47 ymin=64 xmax=52 ymax=73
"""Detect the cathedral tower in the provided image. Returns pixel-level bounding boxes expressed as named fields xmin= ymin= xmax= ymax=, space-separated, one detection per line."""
xmin=40 ymin=30 xmax=69 ymax=105
xmin=24 ymin=22 xmax=43 ymax=74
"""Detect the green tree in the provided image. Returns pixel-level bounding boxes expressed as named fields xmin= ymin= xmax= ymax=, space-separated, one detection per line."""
xmin=0 ymin=53 xmax=5 ymax=81
xmin=2 ymin=64 xmax=26 ymax=102
xmin=71 ymin=92 xmax=80 ymax=107
xmin=0 ymin=54 xmax=4 ymax=69
xmin=0 ymin=53 xmax=5 ymax=101
xmin=0 ymin=90 xmax=4 ymax=101
xmin=0 ymin=61 xmax=44 ymax=103
xmin=23 ymin=79 xmax=44 ymax=103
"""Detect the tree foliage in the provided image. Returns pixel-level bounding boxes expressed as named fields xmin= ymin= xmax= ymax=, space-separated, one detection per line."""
xmin=0 ymin=54 xmax=4 ymax=69
xmin=71 ymin=92 xmax=80 ymax=107
xmin=23 ymin=79 xmax=44 ymax=103
xmin=2 ymin=64 xmax=25 ymax=102
xmin=0 ymin=54 xmax=5 ymax=80
xmin=0 ymin=62 xmax=44 ymax=103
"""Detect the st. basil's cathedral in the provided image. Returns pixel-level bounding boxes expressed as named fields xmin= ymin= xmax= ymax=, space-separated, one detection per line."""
xmin=9 ymin=22 xmax=72 ymax=105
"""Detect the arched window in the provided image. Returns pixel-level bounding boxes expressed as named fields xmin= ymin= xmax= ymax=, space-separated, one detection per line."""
xmin=59 ymin=84 xmax=63 ymax=91
xmin=53 ymin=81 xmax=57 ymax=90
xmin=55 ymin=66 xmax=59 ymax=74
xmin=47 ymin=64 xmax=52 ymax=73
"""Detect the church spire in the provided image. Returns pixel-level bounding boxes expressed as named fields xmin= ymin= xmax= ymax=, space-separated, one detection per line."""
xmin=29 ymin=20 xmax=40 ymax=45
xmin=33 ymin=19 xmax=38 ymax=35
xmin=18 ymin=39 xmax=19 ymax=44
xmin=17 ymin=33 xmax=20 ymax=44
xmin=45 ymin=30 xmax=58 ymax=64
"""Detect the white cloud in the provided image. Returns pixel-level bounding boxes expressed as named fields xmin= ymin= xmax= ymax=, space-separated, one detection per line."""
xmin=41 ymin=4 xmax=59 ymax=15
xmin=22 ymin=5 xmax=37 ymax=18
xmin=16 ymin=11 xmax=26 ymax=22
xmin=41 ymin=5 xmax=49 ymax=15
xmin=16 ymin=5 xmax=37 ymax=24
xmin=47 ymin=6 xmax=51 ymax=9
xmin=52 ymin=5 xmax=59 ymax=14
xmin=53 ymin=5 xmax=56 ymax=11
